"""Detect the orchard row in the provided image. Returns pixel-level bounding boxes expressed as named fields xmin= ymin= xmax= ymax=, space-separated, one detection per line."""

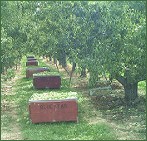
xmin=26 ymin=56 xmax=78 ymax=123
xmin=1 ymin=1 xmax=146 ymax=104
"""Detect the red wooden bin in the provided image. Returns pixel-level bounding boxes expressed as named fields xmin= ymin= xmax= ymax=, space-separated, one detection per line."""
xmin=26 ymin=60 xmax=38 ymax=66
xmin=33 ymin=75 xmax=61 ymax=89
xmin=29 ymin=99 xmax=78 ymax=123
xmin=26 ymin=67 xmax=49 ymax=78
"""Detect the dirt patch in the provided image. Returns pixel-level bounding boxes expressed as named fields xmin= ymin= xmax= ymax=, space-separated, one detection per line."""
xmin=2 ymin=131 xmax=22 ymax=140
xmin=71 ymin=77 xmax=88 ymax=89
xmin=1 ymin=100 xmax=17 ymax=112
xmin=1 ymin=107 xmax=22 ymax=140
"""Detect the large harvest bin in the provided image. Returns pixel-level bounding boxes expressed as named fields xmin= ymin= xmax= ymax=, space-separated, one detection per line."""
xmin=26 ymin=60 xmax=38 ymax=66
xmin=29 ymin=92 xmax=78 ymax=123
xmin=33 ymin=72 xmax=61 ymax=89
xmin=27 ymin=58 xmax=37 ymax=61
xmin=26 ymin=67 xmax=49 ymax=78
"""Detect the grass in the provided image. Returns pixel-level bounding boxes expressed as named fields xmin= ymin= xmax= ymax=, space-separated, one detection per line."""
xmin=13 ymin=56 xmax=117 ymax=140
xmin=2 ymin=56 xmax=145 ymax=140
xmin=138 ymin=81 xmax=146 ymax=91
xmin=138 ymin=81 xmax=146 ymax=98
xmin=21 ymin=123 xmax=114 ymax=140
xmin=1 ymin=113 xmax=14 ymax=130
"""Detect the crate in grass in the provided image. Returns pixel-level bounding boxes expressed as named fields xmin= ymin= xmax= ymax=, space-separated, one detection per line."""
xmin=29 ymin=92 xmax=78 ymax=123
xmin=89 ymin=86 xmax=112 ymax=96
xmin=26 ymin=60 xmax=38 ymax=66
xmin=26 ymin=67 xmax=50 ymax=78
xmin=33 ymin=72 xmax=61 ymax=89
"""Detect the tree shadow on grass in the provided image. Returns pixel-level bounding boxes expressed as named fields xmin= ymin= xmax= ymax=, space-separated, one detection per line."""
xmin=89 ymin=90 xmax=146 ymax=139
xmin=90 ymin=92 xmax=146 ymax=120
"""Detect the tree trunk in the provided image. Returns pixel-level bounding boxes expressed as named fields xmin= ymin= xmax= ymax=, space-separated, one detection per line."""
xmin=124 ymin=82 xmax=138 ymax=104
xmin=80 ymin=67 xmax=86 ymax=77
xmin=61 ymin=56 xmax=67 ymax=68
xmin=72 ymin=62 xmax=76 ymax=72
xmin=49 ymin=56 xmax=52 ymax=61
xmin=69 ymin=62 xmax=76 ymax=86
xmin=53 ymin=58 xmax=56 ymax=64
xmin=88 ymin=71 xmax=99 ymax=88
xmin=58 ymin=59 xmax=62 ymax=65
xmin=60 ymin=51 xmax=67 ymax=68
xmin=116 ymin=75 xmax=138 ymax=106
xmin=15 ymin=64 xmax=18 ymax=70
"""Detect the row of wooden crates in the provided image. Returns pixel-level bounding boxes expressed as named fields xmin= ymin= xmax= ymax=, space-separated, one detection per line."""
xmin=26 ymin=56 xmax=78 ymax=124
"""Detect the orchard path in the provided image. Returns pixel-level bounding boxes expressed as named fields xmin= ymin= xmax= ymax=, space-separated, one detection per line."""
xmin=1 ymin=67 xmax=23 ymax=140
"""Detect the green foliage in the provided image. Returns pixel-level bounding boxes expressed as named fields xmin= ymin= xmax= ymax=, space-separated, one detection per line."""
xmin=102 ymin=1 xmax=146 ymax=83
xmin=1 ymin=1 xmax=27 ymax=73
xmin=1 ymin=68 xmax=15 ymax=81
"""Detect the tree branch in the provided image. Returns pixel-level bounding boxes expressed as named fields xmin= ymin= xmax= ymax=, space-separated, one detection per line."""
xmin=115 ymin=75 xmax=126 ymax=86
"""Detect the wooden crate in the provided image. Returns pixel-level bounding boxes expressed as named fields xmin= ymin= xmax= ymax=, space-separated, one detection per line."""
xmin=26 ymin=60 xmax=38 ymax=66
xmin=33 ymin=75 xmax=61 ymax=89
xmin=29 ymin=99 xmax=78 ymax=123
xmin=26 ymin=67 xmax=49 ymax=78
